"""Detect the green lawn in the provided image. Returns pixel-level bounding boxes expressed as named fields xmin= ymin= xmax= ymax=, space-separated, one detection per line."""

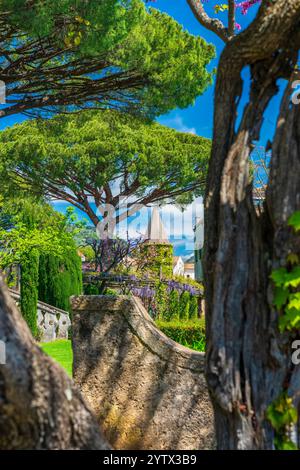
xmin=40 ymin=339 xmax=73 ymax=377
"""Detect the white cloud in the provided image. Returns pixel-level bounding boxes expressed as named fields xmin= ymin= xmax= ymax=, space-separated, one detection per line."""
xmin=159 ymin=114 xmax=197 ymax=135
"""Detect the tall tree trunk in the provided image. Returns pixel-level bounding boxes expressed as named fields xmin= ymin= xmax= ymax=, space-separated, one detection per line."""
xmin=0 ymin=276 xmax=110 ymax=449
xmin=204 ymin=0 xmax=300 ymax=449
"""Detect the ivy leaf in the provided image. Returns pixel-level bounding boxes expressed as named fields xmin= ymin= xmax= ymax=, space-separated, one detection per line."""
xmin=271 ymin=268 xmax=287 ymax=287
xmin=287 ymin=292 xmax=300 ymax=311
xmin=273 ymin=286 xmax=289 ymax=310
xmin=283 ymin=266 xmax=300 ymax=288
xmin=279 ymin=307 xmax=300 ymax=332
xmin=275 ymin=437 xmax=298 ymax=451
xmin=288 ymin=211 xmax=300 ymax=232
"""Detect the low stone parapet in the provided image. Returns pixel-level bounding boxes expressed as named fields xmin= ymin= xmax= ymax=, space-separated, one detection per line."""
xmin=71 ymin=295 xmax=214 ymax=450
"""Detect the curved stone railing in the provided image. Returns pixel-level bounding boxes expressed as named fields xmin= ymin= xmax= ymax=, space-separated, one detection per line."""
xmin=71 ymin=295 xmax=214 ymax=450
xmin=9 ymin=289 xmax=71 ymax=342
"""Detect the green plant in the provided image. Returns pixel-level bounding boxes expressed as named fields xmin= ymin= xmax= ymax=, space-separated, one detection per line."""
xmin=156 ymin=319 xmax=206 ymax=352
xmin=138 ymin=243 xmax=174 ymax=279
xmin=0 ymin=110 xmax=211 ymax=230
xmin=271 ymin=212 xmax=300 ymax=332
xmin=189 ymin=295 xmax=198 ymax=320
xmin=155 ymin=281 xmax=169 ymax=319
xmin=104 ymin=288 xmax=119 ymax=296
xmin=268 ymin=211 xmax=300 ymax=450
xmin=266 ymin=393 xmax=298 ymax=450
xmin=20 ymin=249 xmax=39 ymax=337
xmin=168 ymin=289 xmax=180 ymax=321
xmin=84 ymin=284 xmax=100 ymax=295
xmin=179 ymin=291 xmax=190 ymax=321
xmin=38 ymin=249 xmax=82 ymax=313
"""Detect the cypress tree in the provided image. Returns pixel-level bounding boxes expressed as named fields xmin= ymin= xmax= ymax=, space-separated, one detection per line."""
xmin=169 ymin=289 xmax=180 ymax=321
xmin=189 ymin=295 xmax=198 ymax=321
xmin=38 ymin=248 xmax=82 ymax=312
xmin=20 ymin=249 xmax=39 ymax=337
xmin=179 ymin=291 xmax=190 ymax=321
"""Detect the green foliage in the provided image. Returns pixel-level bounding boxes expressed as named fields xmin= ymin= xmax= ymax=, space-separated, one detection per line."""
xmin=155 ymin=281 xmax=169 ymax=320
xmin=173 ymin=275 xmax=203 ymax=289
xmin=78 ymin=245 xmax=94 ymax=262
xmin=179 ymin=291 xmax=190 ymax=321
xmin=156 ymin=319 xmax=206 ymax=352
xmin=0 ymin=110 xmax=211 ymax=223
xmin=288 ymin=211 xmax=300 ymax=232
xmin=84 ymin=284 xmax=100 ymax=295
xmin=266 ymin=393 xmax=298 ymax=450
xmin=3 ymin=0 xmax=142 ymax=53
xmin=0 ymin=197 xmax=82 ymax=315
xmin=168 ymin=289 xmax=180 ymax=321
xmin=2 ymin=1 xmax=215 ymax=117
xmin=104 ymin=288 xmax=119 ymax=295
xmin=0 ymin=198 xmax=77 ymax=269
xmin=139 ymin=244 xmax=174 ymax=279
xmin=20 ymin=249 xmax=39 ymax=338
xmin=38 ymin=249 xmax=82 ymax=312
xmin=189 ymin=295 xmax=198 ymax=321
xmin=268 ymin=211 xmax=300 ymax=450
xmin=271 ymin=212 xmax=300 ymax=332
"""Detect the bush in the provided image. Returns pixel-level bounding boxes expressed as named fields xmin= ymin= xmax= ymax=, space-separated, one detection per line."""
xmin=84 ymin=283 xmax=100 ymax=295
xmin=20 ymin=248 xmax=39 ymax=337
xmin=38 ymin=249 xmax=82 ymax=312
xmin=179 ymin=291 xmax=190 ymax=321
xmin=155 ymin=281 xmax=169 ymax=320
xmin=168 ymin=289 xmax=180 ymax=320
xmin=104 ymin=287 xmax=118 ymax=295
xmin=156 ymin=319 xmax=206 ymax=352
xmin=189 ymin=295 xmax=198 ymax=320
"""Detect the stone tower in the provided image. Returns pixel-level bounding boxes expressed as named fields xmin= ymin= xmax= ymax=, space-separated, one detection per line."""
xmin=141 ymin=207 xmax=173 ymax=279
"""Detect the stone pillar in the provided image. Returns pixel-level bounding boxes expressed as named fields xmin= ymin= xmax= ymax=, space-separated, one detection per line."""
xmin=71 ymin=295 xmax=214 ymax=450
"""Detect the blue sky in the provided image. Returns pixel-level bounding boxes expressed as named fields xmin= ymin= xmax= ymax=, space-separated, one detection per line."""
xmin=155 ymin=0 xmax=282 ymax=145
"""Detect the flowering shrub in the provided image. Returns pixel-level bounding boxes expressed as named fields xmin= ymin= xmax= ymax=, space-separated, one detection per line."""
xmin=129 ymin=279 xmax=202 ymax=320
xmin=83 ymin=271 xmax=203 ymax=319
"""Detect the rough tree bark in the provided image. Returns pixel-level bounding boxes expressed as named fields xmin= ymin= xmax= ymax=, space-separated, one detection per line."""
xmin=0 ymin=276 xmax=110 ymax=449
xmin=203 ymin=0 xmax=300 ymax=449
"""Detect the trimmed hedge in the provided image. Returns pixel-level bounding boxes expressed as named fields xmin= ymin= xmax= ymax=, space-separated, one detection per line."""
xmin=189 ymin=295 xmax=198 ymax=320
xmin=38 ymin=249 xmax=82 ymax=312
xmin=168 ymin=289 xmax=180 ymax=321
xmin=156 ymin=319 xmax=206 ymax=352
xmin=20 ymin=248 xmax=39 ymax=338
xmin=179 ymin=290 xmax=190 ymax=321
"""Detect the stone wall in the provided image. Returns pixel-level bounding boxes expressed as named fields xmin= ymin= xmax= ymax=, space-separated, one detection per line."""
xmin=71 ymin=295 xmax=214 ymax=450
xmin=37 ymin=306 xmax=71 ymax=342
xmin=9 ymin=290 xmax=71 ymax=342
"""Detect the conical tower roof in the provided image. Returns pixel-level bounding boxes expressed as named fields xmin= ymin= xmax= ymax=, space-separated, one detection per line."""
xmin=143 ymin=206 xmax=170 ymax=244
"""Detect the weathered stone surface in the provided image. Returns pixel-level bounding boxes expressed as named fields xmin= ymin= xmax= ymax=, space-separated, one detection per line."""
xmin=71 ymin=295 xmax=215 ymax=450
